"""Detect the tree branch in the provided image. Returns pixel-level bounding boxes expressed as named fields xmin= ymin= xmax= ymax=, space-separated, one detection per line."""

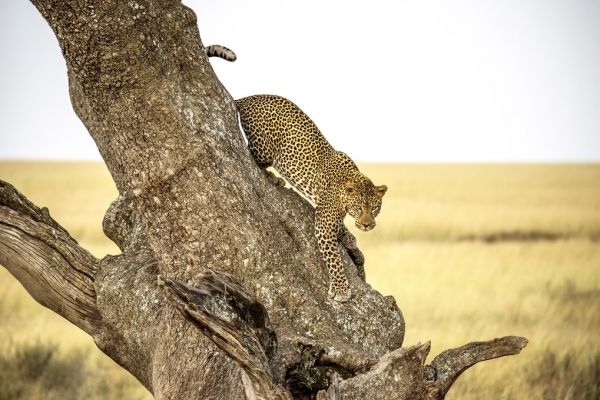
xmin=0 ymin=180 xmax=102 ymax=335
xmin=315 ymin=336 xmax=528 ymax=399
xmin=424 ymin=336 xmax=529 ymax=399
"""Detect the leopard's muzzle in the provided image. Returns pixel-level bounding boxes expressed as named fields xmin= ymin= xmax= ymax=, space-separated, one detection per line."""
xmin=355 ymin=212 xmax=376 ymax=231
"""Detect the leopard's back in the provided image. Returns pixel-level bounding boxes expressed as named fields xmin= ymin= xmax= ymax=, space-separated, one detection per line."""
xmin=236 ymin=95 xmax=336 ymax=201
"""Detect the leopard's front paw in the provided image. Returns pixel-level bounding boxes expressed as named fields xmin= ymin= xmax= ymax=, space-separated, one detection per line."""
xmin=328 ymin=283 xmax=352 ymax=303
xmin=334 ymin=290 xmax=351 ymax=303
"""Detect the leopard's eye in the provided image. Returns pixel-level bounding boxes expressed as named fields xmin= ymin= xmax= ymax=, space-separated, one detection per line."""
xmin=345 ymin=182 xmax=357 ymax=195
xmin=371 ymin=199 xmax=381 ymax=214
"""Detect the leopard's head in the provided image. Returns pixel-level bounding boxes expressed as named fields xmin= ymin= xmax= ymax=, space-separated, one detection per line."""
xmin=342 ymin=175 xmax=387 ymax=231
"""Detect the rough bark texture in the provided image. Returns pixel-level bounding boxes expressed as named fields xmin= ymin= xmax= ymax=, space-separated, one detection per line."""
xmin=0 ymin=0 xmax=527 ymax=398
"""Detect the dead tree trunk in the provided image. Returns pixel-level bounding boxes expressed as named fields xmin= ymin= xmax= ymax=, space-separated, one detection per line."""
xmin=0 ymin=0 xmax=527 ymax=398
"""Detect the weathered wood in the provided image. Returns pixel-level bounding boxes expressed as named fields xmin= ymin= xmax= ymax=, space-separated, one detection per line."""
xmin=0 ymin=181 xmax=101 ymax=335
xmin=424 ymin=336 xmax=529 ymax=399
xmin=159 ymin=272 xmax=290 ymax=399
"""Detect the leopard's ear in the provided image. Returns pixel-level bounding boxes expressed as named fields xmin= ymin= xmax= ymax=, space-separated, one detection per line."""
xmin=345 ymin=182 xmax=356 ymax=195
xmin=376 ymin=185 xmax=387 ymax=196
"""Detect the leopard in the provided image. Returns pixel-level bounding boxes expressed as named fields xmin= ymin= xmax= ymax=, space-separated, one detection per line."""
xmin=205 ymin=45 xmax=387 ymax=302
xmin=235 ymin=95 xmax=387 ymax=302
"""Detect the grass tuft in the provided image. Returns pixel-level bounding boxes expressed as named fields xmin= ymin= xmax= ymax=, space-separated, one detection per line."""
xmin=0 ymin=342 xmax=84 ymax=400
xmin=0 ymin=340 xmax=150 ymax=400
xmin=525 ymin=349 xmax=600 ymax=400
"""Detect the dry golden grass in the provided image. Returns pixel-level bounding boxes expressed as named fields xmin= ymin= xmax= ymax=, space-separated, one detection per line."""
xmin=357 ymin=163 xmax=600 ymax=241
xmin=1 ymin=161 xmax=599 ymax=399
xmin=0 ymin=162 xmax=146 ymax=400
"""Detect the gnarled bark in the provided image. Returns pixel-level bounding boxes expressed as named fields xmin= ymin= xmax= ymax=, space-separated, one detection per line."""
xmin=0 ymin=0 xmax=527 ymax=398
xmin=0 ymin=181 xmax=100 ymax=335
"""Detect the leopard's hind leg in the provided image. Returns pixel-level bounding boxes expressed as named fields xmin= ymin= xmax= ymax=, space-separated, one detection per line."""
xmin=247 ymin=140 xmax=286 ymax=187
xmin=262 ymin=168 xmax=286 ymax=187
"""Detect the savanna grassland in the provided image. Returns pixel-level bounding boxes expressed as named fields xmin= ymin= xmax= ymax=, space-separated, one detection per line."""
xmin=1 ymin=162 xmax=599 ymax=399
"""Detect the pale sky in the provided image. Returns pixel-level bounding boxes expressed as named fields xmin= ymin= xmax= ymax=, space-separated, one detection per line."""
xmin=1 ymin=0 xmax=599 ymax=162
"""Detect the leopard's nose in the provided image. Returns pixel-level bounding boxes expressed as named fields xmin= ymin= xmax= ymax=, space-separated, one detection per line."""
xmin=356 ymin=210 xmax=375 ymax=231
xmin=355 ymin=220 xmax=375 ymax=231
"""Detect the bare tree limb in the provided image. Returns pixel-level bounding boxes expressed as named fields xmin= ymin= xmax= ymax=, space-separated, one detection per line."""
xmin=314 ymin=336 xmax=528 ymax=400
xmin=0 ymin=180 xmax=101 ymax=335
xmin=424 ymin=336 xmax=529 ymax=399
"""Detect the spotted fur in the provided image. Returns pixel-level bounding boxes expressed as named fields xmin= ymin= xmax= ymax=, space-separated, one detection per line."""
xmin=206 ymin=45 xmax=237 ymax=62
xmin=236 ymin=95 xmax=387 ymax=302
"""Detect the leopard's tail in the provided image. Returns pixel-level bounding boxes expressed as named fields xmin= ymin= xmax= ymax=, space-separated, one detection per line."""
xmin=206 ymin=45 xmax=237 ymax=62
